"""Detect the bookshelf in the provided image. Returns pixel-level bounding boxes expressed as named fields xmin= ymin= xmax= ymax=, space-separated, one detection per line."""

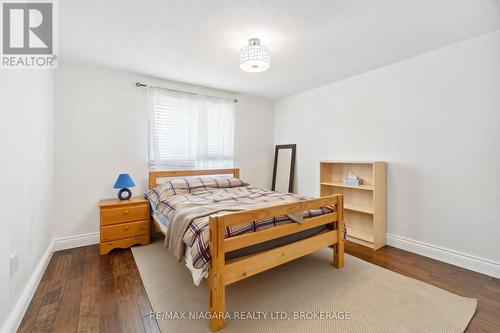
xmin=320 ymin=161 xmax=386 ymax=250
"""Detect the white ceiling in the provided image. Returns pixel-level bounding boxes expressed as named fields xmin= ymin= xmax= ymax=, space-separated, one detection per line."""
xmin=59 ymin=0 xmax=500 ymax=100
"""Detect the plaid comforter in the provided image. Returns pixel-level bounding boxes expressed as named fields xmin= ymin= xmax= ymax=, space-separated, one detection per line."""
xmin=147 ymin=177 xmax=333 ymax=269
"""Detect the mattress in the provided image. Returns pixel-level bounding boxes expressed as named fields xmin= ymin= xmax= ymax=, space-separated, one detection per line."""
xmin=225 ymin=225 xmax=329 ymax=260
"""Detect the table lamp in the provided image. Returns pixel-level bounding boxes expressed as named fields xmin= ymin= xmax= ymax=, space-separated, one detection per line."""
xmin=114 ymin=173 xmax=135 ymax=200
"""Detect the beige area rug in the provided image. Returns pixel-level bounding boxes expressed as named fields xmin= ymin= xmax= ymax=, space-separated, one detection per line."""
xmin=132 ymin=240 xmax=476 ymax=333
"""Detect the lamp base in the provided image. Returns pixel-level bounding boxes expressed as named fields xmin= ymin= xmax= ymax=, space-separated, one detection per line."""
xmin=118 ymin=188 xmax=132 ymax=200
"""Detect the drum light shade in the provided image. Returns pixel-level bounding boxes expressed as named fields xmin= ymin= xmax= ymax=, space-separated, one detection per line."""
xmin=240 ymin=38 xmax=270 ymax=73
xmin=113 ymin=174 xmax=135 ymax=189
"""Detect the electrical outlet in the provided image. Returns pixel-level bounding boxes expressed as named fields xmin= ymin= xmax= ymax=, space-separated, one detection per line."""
xmin=10 ymin=251 xmax=19 ymax=278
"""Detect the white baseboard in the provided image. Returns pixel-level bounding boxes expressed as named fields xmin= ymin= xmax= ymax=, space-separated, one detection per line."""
xmin=53 ymin=232 xmax=100 ymax=251
xmin=386 ymin=233 xmax=500 ymax=279
xmin=1 ymin=240 xmax=55 ymax=333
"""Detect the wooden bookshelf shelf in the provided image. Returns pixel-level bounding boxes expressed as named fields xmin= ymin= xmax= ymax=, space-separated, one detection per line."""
xmin=347 ymin=228 xmax=373 ymax=244
xmin=320 ymin=161 xmax=386 ymax=250
xmin=321 ymin=182 xmax=374 ymax=191
xmin=344 ymin=203 xmax=374 ymax=215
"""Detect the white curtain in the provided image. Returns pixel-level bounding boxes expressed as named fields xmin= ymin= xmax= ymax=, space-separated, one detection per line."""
xmin=148 ymin=87 xmax=234 ymax=169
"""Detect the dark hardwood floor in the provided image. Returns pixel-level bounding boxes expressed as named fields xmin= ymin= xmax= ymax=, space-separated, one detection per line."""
xmin=18 ymin=241 xmax=500 ymax=332
xmin=18 ymin=245 xmax=160 ymax=333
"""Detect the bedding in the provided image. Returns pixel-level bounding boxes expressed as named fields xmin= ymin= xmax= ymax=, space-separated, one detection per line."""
xmin=147 ymin=176 xmax=333 ymax=270
xmin=153 ymin=210 xmax=170 ymax=227
xmin=184 ymin=244 xmax=209 ymax=286
xmin=152 ymin=213 xmax=208 ymax=285
xmin=152 ymin=212 xmax=169 ymax=234
xmin=147 ymin=195 xmax=170 ymax=226
xmin=147 ymin=176 xmax=248 ymax=206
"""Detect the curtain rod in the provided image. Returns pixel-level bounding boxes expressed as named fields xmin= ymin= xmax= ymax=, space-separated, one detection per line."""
xmin=135 ymin=82 xmax=237 ymax=103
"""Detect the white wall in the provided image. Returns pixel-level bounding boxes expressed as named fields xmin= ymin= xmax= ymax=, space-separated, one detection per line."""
xmin=274 ymin=31 xmax=500 ymax=272
xmin=55 ymin=62 xmax=275 ymax=239
xmin=0 ymin=71 xmax=55 ymax=331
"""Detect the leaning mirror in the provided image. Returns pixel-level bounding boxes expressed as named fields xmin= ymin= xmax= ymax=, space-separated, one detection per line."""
xmin=272 ymin=144 xmax=296 ymax=193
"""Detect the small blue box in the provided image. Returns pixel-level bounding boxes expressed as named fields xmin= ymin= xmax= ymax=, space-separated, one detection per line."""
xmin=343 ymin=178 xmax=362 ymax=185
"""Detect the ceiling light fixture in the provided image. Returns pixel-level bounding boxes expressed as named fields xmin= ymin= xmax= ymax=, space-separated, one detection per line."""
xmin=240 ymin=38 xmax=270 ymax=73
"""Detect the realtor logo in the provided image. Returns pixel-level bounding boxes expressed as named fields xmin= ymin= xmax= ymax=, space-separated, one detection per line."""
xmin=1 ymin=0 xmax=57 ymax=68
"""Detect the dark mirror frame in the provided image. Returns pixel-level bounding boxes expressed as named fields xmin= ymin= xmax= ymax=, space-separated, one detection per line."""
xmin=271 ymin=144 xmax=296 ymax=193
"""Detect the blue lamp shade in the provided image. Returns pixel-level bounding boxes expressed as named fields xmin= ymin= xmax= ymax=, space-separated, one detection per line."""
xmin=114 ymin=174 xmax=135 ymax=189
xmin=114 ymin=174 xmax=135 ymax=200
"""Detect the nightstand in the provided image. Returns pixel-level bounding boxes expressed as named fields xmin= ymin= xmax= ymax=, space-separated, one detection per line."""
xmin=99 ymin=197 xmax=150 ymax=255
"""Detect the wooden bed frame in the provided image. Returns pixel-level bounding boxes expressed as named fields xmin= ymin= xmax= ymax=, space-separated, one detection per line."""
xmin=148 ymin=168 xmax=344 ymax=331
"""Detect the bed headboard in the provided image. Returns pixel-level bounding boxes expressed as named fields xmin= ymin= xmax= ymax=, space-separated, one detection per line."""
xmin=148 ymin=168 xmax=240 ymax=189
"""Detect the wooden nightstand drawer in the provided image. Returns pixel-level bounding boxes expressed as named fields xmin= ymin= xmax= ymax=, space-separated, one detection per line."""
xmin=99 ymin=235 xmax=149 ymax=256
xmin=101 ymin=220 xmax=149 ymax=242
xmin=101 ymin=204 xmax=149 ymax=226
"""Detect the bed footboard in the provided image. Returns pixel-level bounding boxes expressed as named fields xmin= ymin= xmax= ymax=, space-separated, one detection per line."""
xmin=208 ymin=194 xmax=344 ymax=331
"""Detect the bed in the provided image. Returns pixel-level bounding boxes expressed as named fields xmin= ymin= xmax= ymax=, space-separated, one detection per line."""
xmin=147 ymin=168 xmax=344 ymax=331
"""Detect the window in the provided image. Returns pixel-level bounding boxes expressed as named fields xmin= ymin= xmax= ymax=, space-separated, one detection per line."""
xmin=148 ymin=87 xmax=234 ymax=169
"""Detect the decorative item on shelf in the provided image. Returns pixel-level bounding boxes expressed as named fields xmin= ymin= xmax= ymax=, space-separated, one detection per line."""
xmin=113 ymin=173 xmax=135 ymax=200
xmin=343 ymin=172 xmax=362 ymax=185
